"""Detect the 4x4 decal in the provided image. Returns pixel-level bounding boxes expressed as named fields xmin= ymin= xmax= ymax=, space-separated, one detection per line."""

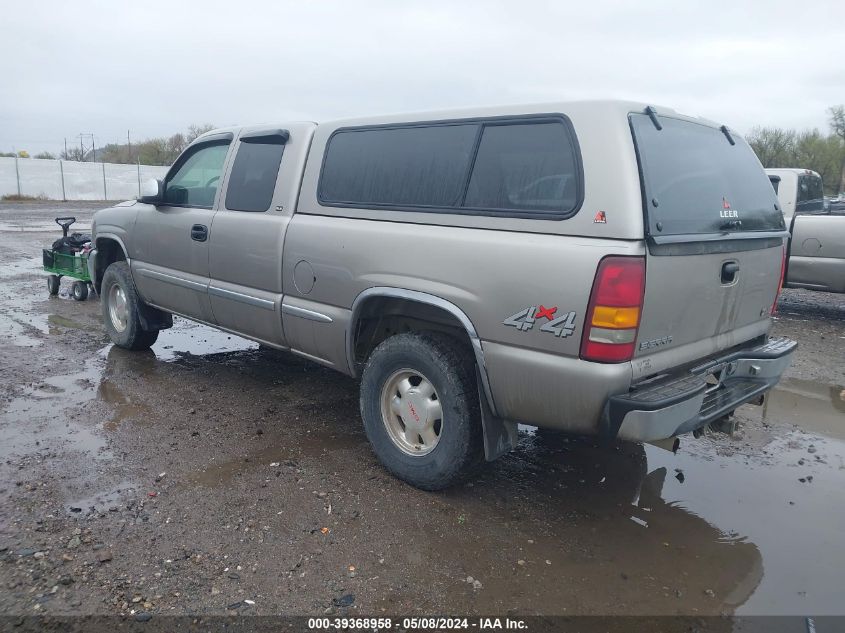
xmin=503 ymin=305 xmax=577 ymax=338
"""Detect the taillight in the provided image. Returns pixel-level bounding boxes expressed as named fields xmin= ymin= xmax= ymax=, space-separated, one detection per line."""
xmin=580 ymin=256 xmax=646 ymax=363
xmin=771 ymin=245 xmax=787 ymax=315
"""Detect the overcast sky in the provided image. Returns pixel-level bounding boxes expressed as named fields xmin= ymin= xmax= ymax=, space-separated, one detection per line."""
xmin=1 ymin=0 xmax=842 ymax=156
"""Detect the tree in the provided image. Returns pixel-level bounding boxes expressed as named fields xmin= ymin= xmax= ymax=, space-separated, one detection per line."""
xmin=828 ymin=105 xmax=845 ymax=193
xmin=747 ymin=111 xmax=845 ymax=195
xmin=747 ymin=126 xmax=796 ymax=168
xmin=60 ymin=147 xmax=85 ymax=161
xmin=794 ymin=130 xmax=842 ymax=193
xmin=34 ymin=151 xmax=55 ymax=160
xmin=187 ymin=123 xmax=215 ymax=144
xmin=94 ymin=124 xmax=217 ymax=166
xmin=0 ymin=152 xmax=15 ymax=158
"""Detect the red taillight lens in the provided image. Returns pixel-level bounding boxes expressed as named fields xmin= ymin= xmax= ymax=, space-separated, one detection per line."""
xmin=591 ymin=258 xmax=646 ymax=306
xmin=580 ymin=256 xmax=646 ymax=363
xmin=771 ymin=245 xmax=787 ymax=315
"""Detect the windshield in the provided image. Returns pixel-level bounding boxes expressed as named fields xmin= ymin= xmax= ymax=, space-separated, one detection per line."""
xmin=630 ymin=114 xmax=785 ymax=236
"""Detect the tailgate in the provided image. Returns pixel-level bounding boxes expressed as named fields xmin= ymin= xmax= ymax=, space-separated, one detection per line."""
xmin=629 ymin=111 xmax=787 ymax=368
xmin=638 ymin=241 xmax=784 ymax=359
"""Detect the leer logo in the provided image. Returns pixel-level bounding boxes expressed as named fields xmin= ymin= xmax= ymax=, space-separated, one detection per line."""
xmin=594 ymin=210 xmax=607 ymax=224
xmin=720 ymin=197 xmax=739 ymax=218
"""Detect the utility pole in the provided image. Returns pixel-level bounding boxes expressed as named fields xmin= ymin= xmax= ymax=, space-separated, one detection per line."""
xmin=127 ymin=130 xmax=132 ymax=163
xmin=64 ymin=137 xmax=68 ymax=159
xmin=78 ymin=133 xmax=95 ymax=161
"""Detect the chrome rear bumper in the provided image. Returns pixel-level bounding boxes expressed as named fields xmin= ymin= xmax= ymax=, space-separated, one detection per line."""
xmin=606 ymin=337 xmax=797 ymax=442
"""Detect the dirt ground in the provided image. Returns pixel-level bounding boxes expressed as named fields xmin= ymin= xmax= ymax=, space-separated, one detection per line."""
xmin=1 ymin=201 xmax=844 ymax=620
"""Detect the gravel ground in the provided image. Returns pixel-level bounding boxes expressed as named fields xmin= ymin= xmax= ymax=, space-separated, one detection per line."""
xmin=1 ymin=201 xmax=844 ymax=620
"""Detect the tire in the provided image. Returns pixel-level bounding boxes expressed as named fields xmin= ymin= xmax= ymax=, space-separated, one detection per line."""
xmin=47 ymin=275 xmax=60 ymax=296
xmin=101 ymin=261 xmax=159 ymax=350
xmin=71 ymin=281 xmax=88 ymax=301
xmin=360 ymin=331 xmax=484 ymax=490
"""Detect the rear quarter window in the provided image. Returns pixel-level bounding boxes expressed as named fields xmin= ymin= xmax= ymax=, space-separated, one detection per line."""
xmin=464 ymin=122 xmax=580 ymax=213
xmin=319 ymin=124 xmax=478 ymax=208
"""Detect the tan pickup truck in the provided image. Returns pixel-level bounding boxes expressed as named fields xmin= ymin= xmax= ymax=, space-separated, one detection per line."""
xmin=766 ymin=168 xmax=845 ymax=294
xmin=88 ymin=101 xmax=796 ymax=489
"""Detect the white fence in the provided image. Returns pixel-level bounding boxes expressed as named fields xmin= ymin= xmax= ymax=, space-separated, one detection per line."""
xmin=0 ymin=156 xmax=169 ymax=201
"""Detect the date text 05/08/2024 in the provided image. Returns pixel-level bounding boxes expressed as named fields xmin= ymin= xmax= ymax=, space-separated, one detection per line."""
xmin=307 ymin=616 xmax=528 ymax=630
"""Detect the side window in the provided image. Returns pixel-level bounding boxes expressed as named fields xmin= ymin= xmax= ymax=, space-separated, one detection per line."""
xmin=464 ymin=122 xmax=580 ymax=213
xmin=164 ymin=142 xmax=229 ymax=208
xmin=318 ymin=117 xmax=582 ymax=219
xmin=225 ymin=136 xmax=286 ymax=212
xmin=797 ymin=175 xmax=823 ymax=202
xmin=319 ymin=124 xmax=479 ymax=207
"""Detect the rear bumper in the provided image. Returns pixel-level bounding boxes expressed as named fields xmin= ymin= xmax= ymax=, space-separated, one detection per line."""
xmin=607 ymin=337 xmax=797 ymax=442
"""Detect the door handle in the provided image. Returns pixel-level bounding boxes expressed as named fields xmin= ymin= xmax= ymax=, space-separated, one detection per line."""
xmin=191 ymin=224 xmax=208 ymax=242
xmin=721 ymin=261 xmax=739 ymax=284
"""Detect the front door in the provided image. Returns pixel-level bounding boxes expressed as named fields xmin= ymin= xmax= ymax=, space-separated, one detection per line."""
xmin=132 ymin=136 xmax=232 ymax=322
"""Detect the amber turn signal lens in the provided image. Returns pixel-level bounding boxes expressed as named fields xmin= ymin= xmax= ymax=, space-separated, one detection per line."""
xmin=591 ymin=306 xmax=640 ymax=329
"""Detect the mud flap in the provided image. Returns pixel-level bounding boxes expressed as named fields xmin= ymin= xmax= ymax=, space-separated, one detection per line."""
xmin=137 ymin=303 xmax=173 ymax=332
xmin=477 ymin=373 xmax=517 ymax=461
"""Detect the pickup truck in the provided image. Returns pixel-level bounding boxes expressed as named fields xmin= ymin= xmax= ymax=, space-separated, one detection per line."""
xmin=766 ymin=168 xmax=845 ymax=293
xmin=88 ymin=101 xmax=796 ymax=489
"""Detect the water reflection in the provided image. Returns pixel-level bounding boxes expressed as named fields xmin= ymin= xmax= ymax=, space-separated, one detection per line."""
xmin=425 ymin=434 xmax=765 ymax=615
xmin=760 ymin=377 xmax=845 ymax=439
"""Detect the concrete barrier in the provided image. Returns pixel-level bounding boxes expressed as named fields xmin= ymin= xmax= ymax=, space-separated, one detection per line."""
xmin=0 ymin=156 xmax=168 ymax=201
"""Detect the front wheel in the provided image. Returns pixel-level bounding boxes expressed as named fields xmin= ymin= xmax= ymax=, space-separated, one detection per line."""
xmin=101 ymin=261 xmax=159 ymax=350
xmin=360 ymin=332 xmax=484 ymax=490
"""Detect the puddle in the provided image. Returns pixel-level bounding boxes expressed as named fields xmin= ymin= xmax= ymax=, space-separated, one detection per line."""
xmin=645 ymin=429 xmax=845 ymax=615
xmin=48 ymin=313 xmax=92 ymax=332
xmin=98 ymin=379 xmax=149 ymax=431
xmin=0 ymin=353 xmax=110 ymax=461
xmin=151 ymin=319 xmax=258 ymax=361
xmin=426 ymin=424 xmax=845 ymax=615
xmin=65 ymin=480 xmax=138 ymax=515
xmin=757 ymin=377 xmax=845 ymax=440
xmin=0 ymin=255 xmax=42 ymax=278
xmin=0 ymin=283 xmax=50 ymax=346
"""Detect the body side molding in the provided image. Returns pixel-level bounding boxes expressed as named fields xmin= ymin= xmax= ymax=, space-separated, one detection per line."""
xmin=281 ymin=302 xmax=333 ymax=323
xmin=210 ymin=285 xmax=276 ymax=311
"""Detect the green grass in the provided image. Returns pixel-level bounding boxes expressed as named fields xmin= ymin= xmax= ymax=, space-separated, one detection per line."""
xmin=1 ymin=193 xmax=49 ymax=202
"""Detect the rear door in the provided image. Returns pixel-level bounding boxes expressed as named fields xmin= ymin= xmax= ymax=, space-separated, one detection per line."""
xmin=207 ymin=123 xmax=316 ymax=346
xmin=629 ymin=114 xmax=787 ymax=376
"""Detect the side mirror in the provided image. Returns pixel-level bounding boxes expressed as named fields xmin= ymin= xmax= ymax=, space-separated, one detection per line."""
xmin=138 ymin=179 xmax=163 ymax=205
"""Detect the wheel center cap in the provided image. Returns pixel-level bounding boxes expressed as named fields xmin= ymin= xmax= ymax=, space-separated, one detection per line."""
xmin=405 ymin=394 xmax=425 ymax=428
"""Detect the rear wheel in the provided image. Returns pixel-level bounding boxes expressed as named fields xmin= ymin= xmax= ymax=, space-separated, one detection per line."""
xmin=47 ymin=275 xmax=60 ymax=296
xmin=101 ymin=261 xmax=159 ymax=350
xmin=360 ymin=332 xmax=484 ymax=490
xmin=71 ymin=281 xmax=88 ymax=301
